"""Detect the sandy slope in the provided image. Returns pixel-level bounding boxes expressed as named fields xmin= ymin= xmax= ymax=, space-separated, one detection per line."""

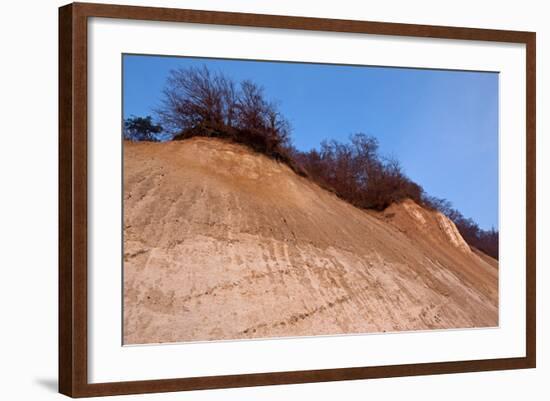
xmin=123 ymin=138 xmax=498 ymax=344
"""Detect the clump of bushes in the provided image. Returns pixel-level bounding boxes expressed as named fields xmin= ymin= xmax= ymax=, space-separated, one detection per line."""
xmin=292 ymin=134 xmax=423 ymax=211
xmin=156 ymin=66 xmax=298 ymax=168
xmin=134 ymin=65 xmax=498 ymax=259
xmin=123 ymin=115 xmax=163 ymax=141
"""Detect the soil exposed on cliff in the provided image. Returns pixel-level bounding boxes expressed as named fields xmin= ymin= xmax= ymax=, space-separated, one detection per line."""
xmin=123 ymin=138 xmax=498 ymax=344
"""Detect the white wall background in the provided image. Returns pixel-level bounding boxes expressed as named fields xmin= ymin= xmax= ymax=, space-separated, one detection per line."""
xmin=0 ymin=0 xmax=546 ymax=399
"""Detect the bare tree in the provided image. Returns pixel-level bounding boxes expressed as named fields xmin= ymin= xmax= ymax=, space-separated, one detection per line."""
xmin=156 ymin=65 xmax=292 ymax=157
xmin=157 ymin=66 xmax=235 ymax=134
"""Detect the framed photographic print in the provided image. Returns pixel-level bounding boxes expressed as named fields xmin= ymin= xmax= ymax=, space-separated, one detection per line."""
xmin=59 ymin=2 xmax=536 ymax=397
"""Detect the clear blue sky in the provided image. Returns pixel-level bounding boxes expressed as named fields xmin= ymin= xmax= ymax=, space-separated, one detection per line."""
xmin=123 ymin=54 xmax=499 ymax=230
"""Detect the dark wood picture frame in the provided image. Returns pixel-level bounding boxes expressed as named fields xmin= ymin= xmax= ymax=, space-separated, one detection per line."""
xmin=59 ymin=2 xmax=536 ymax=397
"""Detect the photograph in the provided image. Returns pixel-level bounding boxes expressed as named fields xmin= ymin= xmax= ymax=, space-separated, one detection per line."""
xmin=122 ymin=54 xmax=499 ymax=345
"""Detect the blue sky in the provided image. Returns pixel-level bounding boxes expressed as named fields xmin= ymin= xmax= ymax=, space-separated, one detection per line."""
xmin=123 ymin=55 xmax=499 ymax=230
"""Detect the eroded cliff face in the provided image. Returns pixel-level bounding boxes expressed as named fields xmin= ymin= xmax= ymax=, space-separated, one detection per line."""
xmin=123 ymin=138 xmax=498 ymax=344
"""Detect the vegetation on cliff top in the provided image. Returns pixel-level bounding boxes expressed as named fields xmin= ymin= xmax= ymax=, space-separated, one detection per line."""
xmin=123 ymin=66 xmax=499 ymax=259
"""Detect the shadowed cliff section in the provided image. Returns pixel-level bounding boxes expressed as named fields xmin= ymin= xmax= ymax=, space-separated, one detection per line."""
xmin=123 ymin=138 xmax=498 ymax=344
